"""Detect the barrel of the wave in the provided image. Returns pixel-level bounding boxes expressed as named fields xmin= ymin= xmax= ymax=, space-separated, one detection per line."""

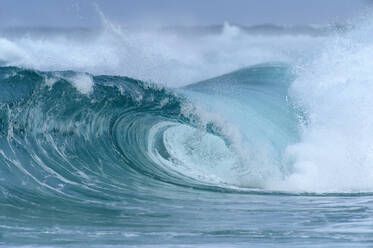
xmin=179 ymin=64 xmax=300 ymax=189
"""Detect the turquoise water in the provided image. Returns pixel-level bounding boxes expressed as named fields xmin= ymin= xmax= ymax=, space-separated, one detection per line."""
xmin=1 ymin=65 xmax=373 ymax=247
xmin=2 ymin=21 xmax=373 ymax=247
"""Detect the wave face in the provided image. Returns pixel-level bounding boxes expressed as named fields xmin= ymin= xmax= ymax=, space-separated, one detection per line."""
xmin=0 ymin=64 xmax=297 ymax=194
xmin=2 ymin=20 xmax=373 ymax=247
xmin=0 ymin=64 xmax=302 ymax=247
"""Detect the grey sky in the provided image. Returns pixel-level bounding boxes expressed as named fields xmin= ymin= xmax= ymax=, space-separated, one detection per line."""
xmin=0 ymin=0 xmax=372 ymax=28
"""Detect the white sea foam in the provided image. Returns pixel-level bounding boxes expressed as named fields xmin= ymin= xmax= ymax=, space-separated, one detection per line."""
xmin=67 ymin=73 xmax=94 ymax=95
xmin=278 ymin=17 xmax=373 ymax=193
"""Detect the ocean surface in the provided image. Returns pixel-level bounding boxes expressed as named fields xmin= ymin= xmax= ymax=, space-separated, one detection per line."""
xmin=1 ymin=20 xmax=373 ymax=247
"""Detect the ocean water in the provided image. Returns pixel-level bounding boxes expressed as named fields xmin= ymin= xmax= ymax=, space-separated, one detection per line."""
xmin=1 ymin=18 xmax=373 ymax=247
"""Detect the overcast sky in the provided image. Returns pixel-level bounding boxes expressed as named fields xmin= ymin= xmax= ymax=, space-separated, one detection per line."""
xmin=0 ymin=0 xmax=372 ymax=28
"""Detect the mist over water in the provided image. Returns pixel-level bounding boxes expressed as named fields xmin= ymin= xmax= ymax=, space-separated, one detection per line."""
xmin=2 ymin=8 xmax=373 ymax=248
xmin=0 ymin=20 xmax=329 ymax=87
